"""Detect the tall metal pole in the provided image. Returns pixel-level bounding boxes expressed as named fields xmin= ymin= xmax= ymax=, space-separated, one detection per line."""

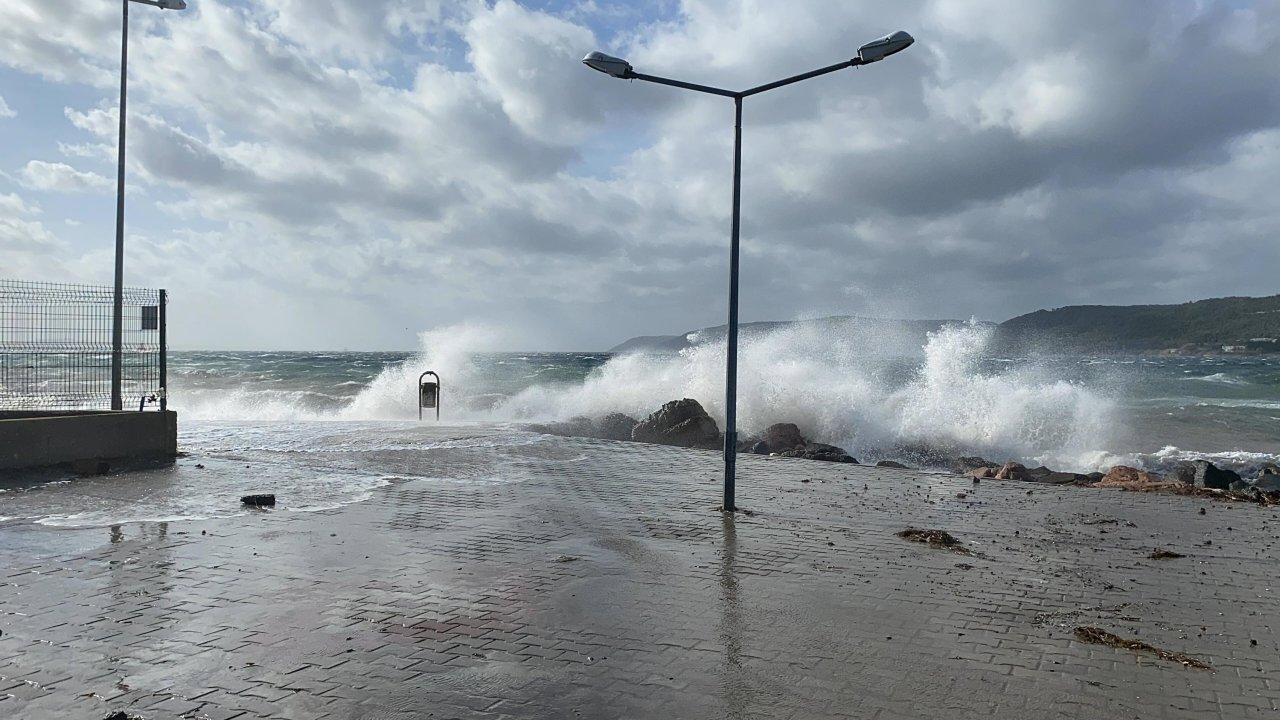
xmin=111 ymin=0 xmax=129 ymax=411
xmin=158 ymin=288 xmax=167 ymax=412
xmin=723 ymin=97 xmax=742 ymax=512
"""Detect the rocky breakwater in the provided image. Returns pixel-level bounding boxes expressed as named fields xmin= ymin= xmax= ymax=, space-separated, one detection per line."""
xmin=738 ymin=422 xmax=857 ymax=464
xmin=958 ymin=455 xmax=1280 ymax=505
xmin=527 ymin=402 xmax=857 ymax=463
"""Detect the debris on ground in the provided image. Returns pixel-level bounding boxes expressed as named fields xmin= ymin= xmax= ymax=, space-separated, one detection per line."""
xmin=103 ymin=712 xmax=142 ymax=720
xmin=241 ymin=494 xmax=276 ymax=507
xmin=553 ymin=555 xmax=580 ymax=563
xmin=1149 ymin=548 xmax=1186 ymax=559
xmin=896 ymin=528 xmax=970 ymax=554
xmin=1073 ymin=626 xmax=1211 ymax=669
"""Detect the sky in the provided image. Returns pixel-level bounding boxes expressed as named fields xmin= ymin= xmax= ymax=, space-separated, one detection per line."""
xmin=1 ymin=1 xmax=1278 ymax=351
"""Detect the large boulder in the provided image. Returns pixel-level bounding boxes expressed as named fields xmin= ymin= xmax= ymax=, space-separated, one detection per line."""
xmin=1093 ymin=466 xmax=1175 ymax=490
xmin=526 ymin=416 xmax=595 ymax=438
xmin=777 ymin=443 xmax=858 ymax=464
xmin=876 ymin=460 xmax=910 ymax=469
xmin=631 ymin=399 xmax=721 ymax=450
xmin=1170 ymin=460 xmax=1241 ymax=490
xmin=994 ymin=462 xmax=1031 ymax=481
xmin=597 ymin=413 xmax=639 ymax=441
xmin=1024 ymin=465 xmax=1093 ymax=485
xmin=760 ymin=423 xmax=807 ymax=454
xmin=1252 ymin=473 xmax=1280 ymax=493
xmin=951 ymin=456 xmax=1000 ymax=475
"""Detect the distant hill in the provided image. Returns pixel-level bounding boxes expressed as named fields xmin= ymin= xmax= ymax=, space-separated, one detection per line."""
xmin=996 ymin=295 xmax=1280 ymax=354
xmin=608 ymin=316 xmax=967 ymax=355
xmin=609 ymin=296 xmax=1280 ymax=356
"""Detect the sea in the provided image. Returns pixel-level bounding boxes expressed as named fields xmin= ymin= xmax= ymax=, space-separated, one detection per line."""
xmin=3 ymin=322 xmax=1277 ymax=531
xmin=168 ymin=322 xmax=1280 ymax=470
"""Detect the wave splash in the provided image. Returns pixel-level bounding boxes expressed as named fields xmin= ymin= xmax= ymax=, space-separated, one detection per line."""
xmin=492 ymin=321 xmax=1117 ymax=470
xmin=176 ymin=320 xmax=1120 ymax=471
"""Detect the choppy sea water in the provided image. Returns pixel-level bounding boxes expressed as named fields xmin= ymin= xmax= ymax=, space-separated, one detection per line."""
xmin=3 ymin=322 xmax=1277 ymax=530
xmin=168 ymin=323 xmax=1279 ymax=469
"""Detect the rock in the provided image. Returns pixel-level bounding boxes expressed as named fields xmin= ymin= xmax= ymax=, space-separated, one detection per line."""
xmin=103 ymin=713 xmax=141 ymax=720
xmin=1171 ymin=460 xmax=1241 ymax=490
xmin=970 ymin=466 xmax=996 ymax=479
xmin=777 ymin=443 xmax=858 ymax=464
xmin=1253 ymin=474 xmax=1280 ymax=492
xmin=761 ymin=423 xmax=807 ymax=453
xmin=1093 ymin=466 xmax=1174 ymax=490
xmin=71 ymin=458 xmax=110 ymax=476
xmin=631 ymin=399 xmax=721 ymax=450
xmin=994 ymin=462 xmax=1031 ymax=481
xmin=1024 ymin=465 xmax=1092 ymax=485
xmin=751 ymin=441 xmax=770 ymax=455
xmin=1228 ymin=480 xmax=1251 ymax=492
xmin=526 ymin=416 xmax=595 ymax=438
xmin=597 ymin=413 xmax=638 ymax=441
xmin=876 ymin=460 xmax=910 ymax=469
xmin=241 ymin=494 xmax=276 ymax=507
xmin=952 ymin=456 xmax=1000 ymax=475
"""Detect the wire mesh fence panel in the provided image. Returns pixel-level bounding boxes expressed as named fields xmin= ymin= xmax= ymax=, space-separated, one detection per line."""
xmin=0 ymin=279 xmax=166 ymax=410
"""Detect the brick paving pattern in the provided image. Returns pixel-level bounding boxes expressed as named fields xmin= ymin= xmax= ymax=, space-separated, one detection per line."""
xmin=1 ymin=425 xmax=1278 ymax=719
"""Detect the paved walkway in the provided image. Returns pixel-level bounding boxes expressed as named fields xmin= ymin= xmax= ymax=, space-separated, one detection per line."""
xmin=1 ymin=425 xmax=1277 ymax=719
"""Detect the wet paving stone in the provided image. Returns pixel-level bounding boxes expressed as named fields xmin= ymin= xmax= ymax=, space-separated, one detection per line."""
xmin=1 ymin=426 xmax=1278 ymax=718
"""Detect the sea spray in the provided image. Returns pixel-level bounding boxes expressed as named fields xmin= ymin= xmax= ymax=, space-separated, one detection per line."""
xmin=484 ymin=320 xmax=1120 ymax=470
xmin=887 ymin=322 xmax=1118 ymax=469
xmin=339 ymin=324 xmax=504 ymax=420
xmin=170 ymin=321 xmax=1140 ymax=471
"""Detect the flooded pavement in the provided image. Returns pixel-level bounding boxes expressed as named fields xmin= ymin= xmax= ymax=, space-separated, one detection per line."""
xmin=1 ymin=423 xmax=1278 ymax=719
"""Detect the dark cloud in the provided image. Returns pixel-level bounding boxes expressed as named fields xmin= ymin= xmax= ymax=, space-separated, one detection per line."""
xmin=1 ymin=0 xmax=1277 ymax=349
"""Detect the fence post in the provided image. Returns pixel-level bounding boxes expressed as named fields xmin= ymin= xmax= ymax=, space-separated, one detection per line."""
xmin=159 ymin=289 xmax=167 ymax=412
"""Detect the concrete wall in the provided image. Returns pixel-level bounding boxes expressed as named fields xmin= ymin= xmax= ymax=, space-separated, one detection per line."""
xmin=0 ymin=411 xmax=177 ymax=470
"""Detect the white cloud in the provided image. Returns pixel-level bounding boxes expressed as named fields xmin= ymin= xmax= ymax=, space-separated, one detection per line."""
xmin=19 ymin=160 xmax=113 ymax=192
xmin=0 ymin=0 xmax=1277 ymax=348
xmin=0 ymin=193 xmax=66 ymax=263
xmin=0 ymin=95 xmax=13 ymax=118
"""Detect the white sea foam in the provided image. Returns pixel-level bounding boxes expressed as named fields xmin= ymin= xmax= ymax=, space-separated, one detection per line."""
xmin=1191 ymin=372 xmax=1249 ymax=385
xmin=170 ymin=320 xmax=1121 ymax=470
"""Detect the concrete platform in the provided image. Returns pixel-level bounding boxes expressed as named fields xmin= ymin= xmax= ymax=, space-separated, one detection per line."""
xmin=0 ymin=410 xmax=177 ymax=471
xmin=0 ymin=424 xmax=1276 ymax=719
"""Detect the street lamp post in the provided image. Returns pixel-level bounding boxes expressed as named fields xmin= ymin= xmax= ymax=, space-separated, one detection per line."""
xmin=583 ymin=31 xmax=914 ymax=511
xmin=111 ymin=0 xmax=186 ymax=411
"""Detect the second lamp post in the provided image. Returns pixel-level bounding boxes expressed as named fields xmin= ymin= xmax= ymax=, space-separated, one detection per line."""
xmin=111 ymin=0 xmax=187 ymax=411
xmin=584 ymin=30 xmax=914 ymax=511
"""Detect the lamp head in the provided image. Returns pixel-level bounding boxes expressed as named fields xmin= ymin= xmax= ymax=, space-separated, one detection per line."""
xmin=582 ymin=51 xmax=633 ymax=79
xmin=156 ymin=0 xmax=188 ymax=9
xmin=857 ymin=30 xmax=913 ymax=64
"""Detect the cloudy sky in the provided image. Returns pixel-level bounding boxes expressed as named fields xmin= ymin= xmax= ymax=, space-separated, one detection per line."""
xmin=1 ymin=1 xmax=1277 ymax=350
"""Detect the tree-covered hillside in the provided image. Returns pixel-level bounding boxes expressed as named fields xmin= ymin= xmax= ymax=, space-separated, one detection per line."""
xmin=997 ymin=295 xmax=1280 ymax=353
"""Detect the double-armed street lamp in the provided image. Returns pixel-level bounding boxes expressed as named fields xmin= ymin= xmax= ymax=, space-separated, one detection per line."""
xmin=583 ymin=30 xmax=914 ymax=511
xmin=111 ymin=0 xmax=187 ymax=411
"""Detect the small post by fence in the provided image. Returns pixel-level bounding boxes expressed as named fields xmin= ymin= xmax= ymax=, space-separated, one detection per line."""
xmin=0 ymin=279 xmax=168 ymax=411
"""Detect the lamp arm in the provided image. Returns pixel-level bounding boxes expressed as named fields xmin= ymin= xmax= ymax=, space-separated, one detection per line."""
xmin=628 ymin=72 xmax=738 ymax=98
xmin=739 ymin=59 xmax=861 ymax=98
xmin=630 ymin=58 xmax=864 ymax=100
